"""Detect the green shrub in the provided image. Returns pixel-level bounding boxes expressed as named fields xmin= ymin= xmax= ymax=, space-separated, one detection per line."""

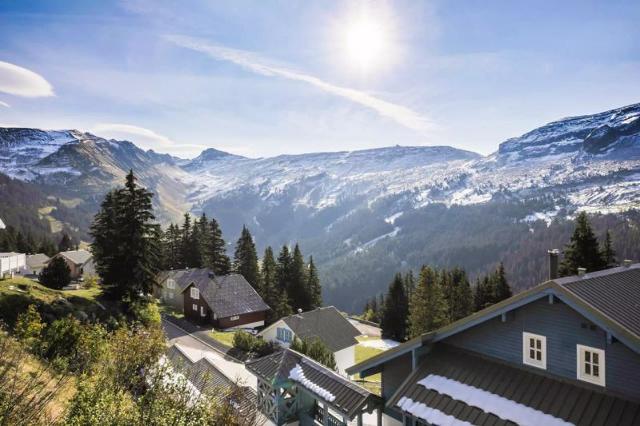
xmin=39 ymin=256 xmax=71 ymax=289
xmin=290 ymin=337 xmax=336 ymax=370
xmin=232 ymin=331 xmax=255 ymax=352
xmin=128 ymin=300 xmax=161 ymax=327
xmin=251 ymin=338 xmax=276 ymax=357
xmin=14 ymin=304 xmax=44 ymax=350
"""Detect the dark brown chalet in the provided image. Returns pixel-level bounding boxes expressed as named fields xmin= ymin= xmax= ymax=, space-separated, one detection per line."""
xmin=180 ymin=269 xmax=270 ymax=329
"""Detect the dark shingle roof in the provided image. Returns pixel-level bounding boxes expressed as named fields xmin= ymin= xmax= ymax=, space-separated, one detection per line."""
xmin=246 ymin=348 xmax=379 ymax=419
xmin=158 ymin=268 xmax=214 ymax=292
xmin=165 ymin=345 xmax=256 ymax=414
xmin=196 ymin=273 xmax=270 ymax=318
xmin=280 ymin=306 xmax=361 ymax=352
xmin=26 ymin=253 xmax=50 ymax=268
xmin=58 ymin=249 xmax=92 ymax=265
xmin=390 ymin=345 xmax=640 ymax=426
xmin=554 ymin=264 xmax=640 ymax=338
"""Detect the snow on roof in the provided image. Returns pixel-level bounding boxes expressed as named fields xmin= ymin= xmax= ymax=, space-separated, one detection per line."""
xmin=417 ymin=374 xmax=573 ymax=426
xmin=397 ymin=397 xmax=473 ymax=426
xmin=288 ymin=364 xmax=335 ymax=402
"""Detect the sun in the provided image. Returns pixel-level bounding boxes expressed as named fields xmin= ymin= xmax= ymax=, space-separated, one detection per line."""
xmin=344 ymin=16 xmax=388 ymax=71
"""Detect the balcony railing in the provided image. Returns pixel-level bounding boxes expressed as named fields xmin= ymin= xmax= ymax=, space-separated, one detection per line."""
xmin=313 ymin=403 xmax=346 ymax=426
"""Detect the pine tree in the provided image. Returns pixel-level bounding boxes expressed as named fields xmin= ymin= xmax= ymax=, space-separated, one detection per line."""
xmin=473 ymin=276 xmax=490 ymax=311
xmin=58 ymin=233 xmax=73 ymax=252
xmin=446 ymin=267 xmax=473 ymax=322
xmin=163 ymin=223 xmax=181 ymax=269
xmin=276 ymin=245 xmax=292 ymax=294
xmin=601 ymin=230 xmax=616 ymax=267
xmin=404 ymin=270 xmax=416 ymax=301
xmin=90 ymin=170 xmax=162 ymax=301
xmin=287 ymin=244 xmax=309 ymax=311
xmin=206 ymin=217 xmax=230 ymax=275
xmin=39 ymin=256 xmax=71 ymax=290
xmin=233 ymin=226 xmax=260 ymax=290
xmin=261 ymin=247 xmax=290 ymax=323
xmin=407 ymin=267 xmax=449 ymax=338
xmin=381 ymin=273 xmax=409 ymax=341
xmin=493 ymin=263 xmax=512 ymax=303
xmin=559 ymin=212 xmax=607 ymax=276
xmin=307 ymin=256 xmax=322 ymax=309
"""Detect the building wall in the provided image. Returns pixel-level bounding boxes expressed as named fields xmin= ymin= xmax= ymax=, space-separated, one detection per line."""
xmin=183 ymin=284 xmax=211 ymax=324
xmin=217 ymin=310 xmax=266 ymax=329
xmin=444 ymin=297 xmax=640 ymax=400
xmin=381 ymin=352 xmax=412 ymax=421
xmin=0 ymin=253 xmax=26 ymax=276
xmin=334 ymin=345 xmax=355 ymax=376
xmin=260 ymin=320 xmax=293 ymax=346
xmin=154 ymin=282 xmax=184 ymax=311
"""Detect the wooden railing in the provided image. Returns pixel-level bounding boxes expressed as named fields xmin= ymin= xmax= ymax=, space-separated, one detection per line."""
xmin=313 ymin=403 xmax=346 ymax=426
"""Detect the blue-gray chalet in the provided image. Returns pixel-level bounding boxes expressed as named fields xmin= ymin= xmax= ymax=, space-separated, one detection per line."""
xmin=347 ymin=261 xmax=640 ymax=426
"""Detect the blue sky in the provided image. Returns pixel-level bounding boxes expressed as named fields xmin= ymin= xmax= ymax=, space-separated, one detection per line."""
xmin=0 ymin=0 xmax=638 ymax=158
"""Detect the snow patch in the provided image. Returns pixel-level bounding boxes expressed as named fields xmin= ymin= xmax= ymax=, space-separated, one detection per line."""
xmin=358 ymin=339 xmax=399 ymax=350
xmin=397 ymin=396 xmax=473 ymax=426
xmin=417 ymin=374 xmax=573 ymax=426
xmin=289 ymin=364 xmax=336 ymax=402
xmin=384 ymin=212 xmax=403 ymax=225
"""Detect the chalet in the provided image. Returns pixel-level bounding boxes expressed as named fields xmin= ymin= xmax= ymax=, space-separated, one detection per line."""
xmin=156 ymin=268 xmax=270 ymax=329
xmin=50 ymin=249 xmax=95 ymax=280
xmin=247 ymin=348 xmax=382 ymax=426
xmin=25 ymin=253 xmax=50 ymax=276
xmin=347 ymin=261 xmax=640 ymax=426
xmin=0 ymin=252 xmax=26 ymax=278
xmin=164 ymin=344 xmax=256 ymax=417
xmin=259 ymin=306 xmax=361 ymax=375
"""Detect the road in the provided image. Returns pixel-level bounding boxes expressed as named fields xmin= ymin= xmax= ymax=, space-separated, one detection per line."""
xmin=162 ymin=318 xmax=257 ymax=390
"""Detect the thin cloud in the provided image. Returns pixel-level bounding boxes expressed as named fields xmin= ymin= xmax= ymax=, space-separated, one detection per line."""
xmin=0 ymin=100 xmax=9 ymax=108
xmin=0 ymin=61 xmax=54 ymax=97
xmin=165 ymin=35 xmax=433 ymax=133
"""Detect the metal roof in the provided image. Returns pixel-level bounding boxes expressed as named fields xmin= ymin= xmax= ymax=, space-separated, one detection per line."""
xmin=390 ymin=345 xmax=640 ymax=426
xmin=57 ymin=249 xmax=92 ymax=265
xmin=246 ymin=348 xmax=380 ymax=419
xmin=279 ymin=306 xmax=361 ymax=352
xmin=554 ymin=264 xmax=640 ymax=338
xmin=197 ymin=273 xmax=270 ymax=319
xmin=165 ymin=345 xmax=256 ymax=414
xmin=26 ymin=253 xmax=50 ymax=268
xmin=158 ymin=268 xmax=214 ymax=292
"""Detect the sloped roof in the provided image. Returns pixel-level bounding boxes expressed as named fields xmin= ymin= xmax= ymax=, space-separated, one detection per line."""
xmin=554 ymin=263 xmax=640 ymax=338
xmin=280 ymin=306 xmax=361 ymax=352
xmin=58 ymin=249 xmax=92 ymax=265
xmin=389 ymin=345 xmax=640 ymax=426
xmin=26 ymin=253 xmax=50 ymax=268
xmin=165 ymin=345 xmax=256 ymax=414
xmin=246 ymin=348 xmax=379 ymax=419
xmin=348 ymin=263 xmax=640 ymax=376
xmin=196 ymin=273 xmax=270 ymax=318
xmin=158 ymin=268 xmax=213 ymax=292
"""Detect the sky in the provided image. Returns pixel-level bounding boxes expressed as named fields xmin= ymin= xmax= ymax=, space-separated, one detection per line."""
xmin=0 ymin=0 xmax=639 ymax=158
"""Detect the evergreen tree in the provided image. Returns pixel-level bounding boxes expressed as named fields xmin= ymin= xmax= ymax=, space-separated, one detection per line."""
xmin=233 ymin=226 xmax=260 ymax=289
xmin=180 ymin=213 xmax=198 ymax=268
xmin=407 ymin=267 xmax=449 ymax=338
xmin=287 ymin=244 xmax=309 ymax=311
xmin=307 ymin=256 xmax=322 ymax=309
xmin=163 ymin=223 xmax=181 ymax=269
xmin=206 ymin=217 xmax=231 ymax=275
xmin=445 ymin=267 xmax=473 ymax=322
xmin=276 ymin=245 xmax=292 ymax=294
xmin=261 ymin=247 xmax=291 ymax=323
xmin=473 ymin=276 xmax=490 ymax=311
xmin=90 ymin=170 xmax=162 ymax=301
xmin=601 ymin=230 xmax=616 ymax=267
xmin=559 ymin=212 xmax=607 ymax=276
xmin=493 ymin=263 xmax=512 ymax=303
xmin=381 ymin=273 xmax=409 ymax=341
xmin=39 ymin=256 xmax=71 ymax=290
xmin=58 ymin=233 xmax=73 ymax=252
xmin=404 ymin=270 xmax=416 ymax=301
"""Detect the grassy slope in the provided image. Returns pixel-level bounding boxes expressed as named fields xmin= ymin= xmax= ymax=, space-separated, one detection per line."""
xmin=209 ymin=330 xmax=237 ymax=347
xmin=354 ymin=336 xmax=384 ymax=394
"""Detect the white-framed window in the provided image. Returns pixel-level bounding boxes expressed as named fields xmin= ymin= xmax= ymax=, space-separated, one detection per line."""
xmin=230 ymin=315 xmax=240 ymax=321
xmin=577 ymin=345 xmax=605 ymax=386
xmin=276 ymin=327 xmax=293 ymax=343
xmin=522 ymin=332 xmax=546 ymax=369
xmin=167 ymin=279 xmax=175 ymax=290
xmin=192 ymin=304 xmax=198 ymax=312
xmin=201 ymin=306 xmax=206 ymax=317
xmin=190 ymin=287 xmax=199 ymax=299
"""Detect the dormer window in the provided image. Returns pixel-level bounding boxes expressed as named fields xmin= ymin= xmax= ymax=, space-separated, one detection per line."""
xmin=522 ymin=332 xmax=546 ymax=369
xmin=577 ymin=345 xmax=605 ymax=386
xmin=190 ymin=287 xmax=199 ymax=299
xmin=167 ymin=279 xmax=175 ymax=289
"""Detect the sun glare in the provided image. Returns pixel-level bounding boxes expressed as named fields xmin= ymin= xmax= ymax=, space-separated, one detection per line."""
xmin=345 ymin=17 xmax=388 ymax=71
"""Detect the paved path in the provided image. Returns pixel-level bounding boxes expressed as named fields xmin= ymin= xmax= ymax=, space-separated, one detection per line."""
xmin=162 ymin=318 xmax=257 ymax=389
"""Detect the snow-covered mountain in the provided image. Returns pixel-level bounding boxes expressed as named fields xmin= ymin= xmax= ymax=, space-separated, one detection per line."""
xmin=1 ymin=102 xmax=640 ymax=310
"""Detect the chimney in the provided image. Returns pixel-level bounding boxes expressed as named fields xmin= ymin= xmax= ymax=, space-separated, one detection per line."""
xmin=578 ymin=267 xmax=587 ymax=276
xmin=548 ymin=249 xmax=559 ymax=280
xmin=297 ymin=308 xmax=302 ymax=314
xmin=623 ymin=259 xmax=633 ymax=267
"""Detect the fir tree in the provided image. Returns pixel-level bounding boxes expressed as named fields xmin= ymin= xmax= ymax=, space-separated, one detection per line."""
xmin=39 ymin=256 xmax=71 ymax=290
xmin=58 ymin=233 xmax=73 ymax=252
xmin=601 ymin=230 xmax=616 ymax=267
xmin=90 ymin=170 xmax=162 ymax=301
xmin=559 ymin=212 xmax=607 ymax=276
xmin=473 ymin=276 xmax=490 ymax=311
xmin=206 ymin=217 xmax=231 ymax=275
xmin=276 ymin=245 xmax=292 ymax=294
xmin=261 ymin=247 xmax=291 ymax=323
xmin=233 ymin=226 xmax=260 ymax=290
xmin=407 ymin=267 xmax=449 ymax=338
xmin=163 ymin=223 xmax=181 ymax=269
xmin=446 ymin=267 xmax=473 ymax=322
xmin=493 ymin=263 xmax=512 ymax=303
xmin=307 ymin=256 xmax=322 ymax=309
xmin=287 ymin=244 xmax=309 ymax=311
xmin=404 ymin=270 xmax=416 ymax=301
xmin=381 ymin=273 xmax=409 ymax=341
